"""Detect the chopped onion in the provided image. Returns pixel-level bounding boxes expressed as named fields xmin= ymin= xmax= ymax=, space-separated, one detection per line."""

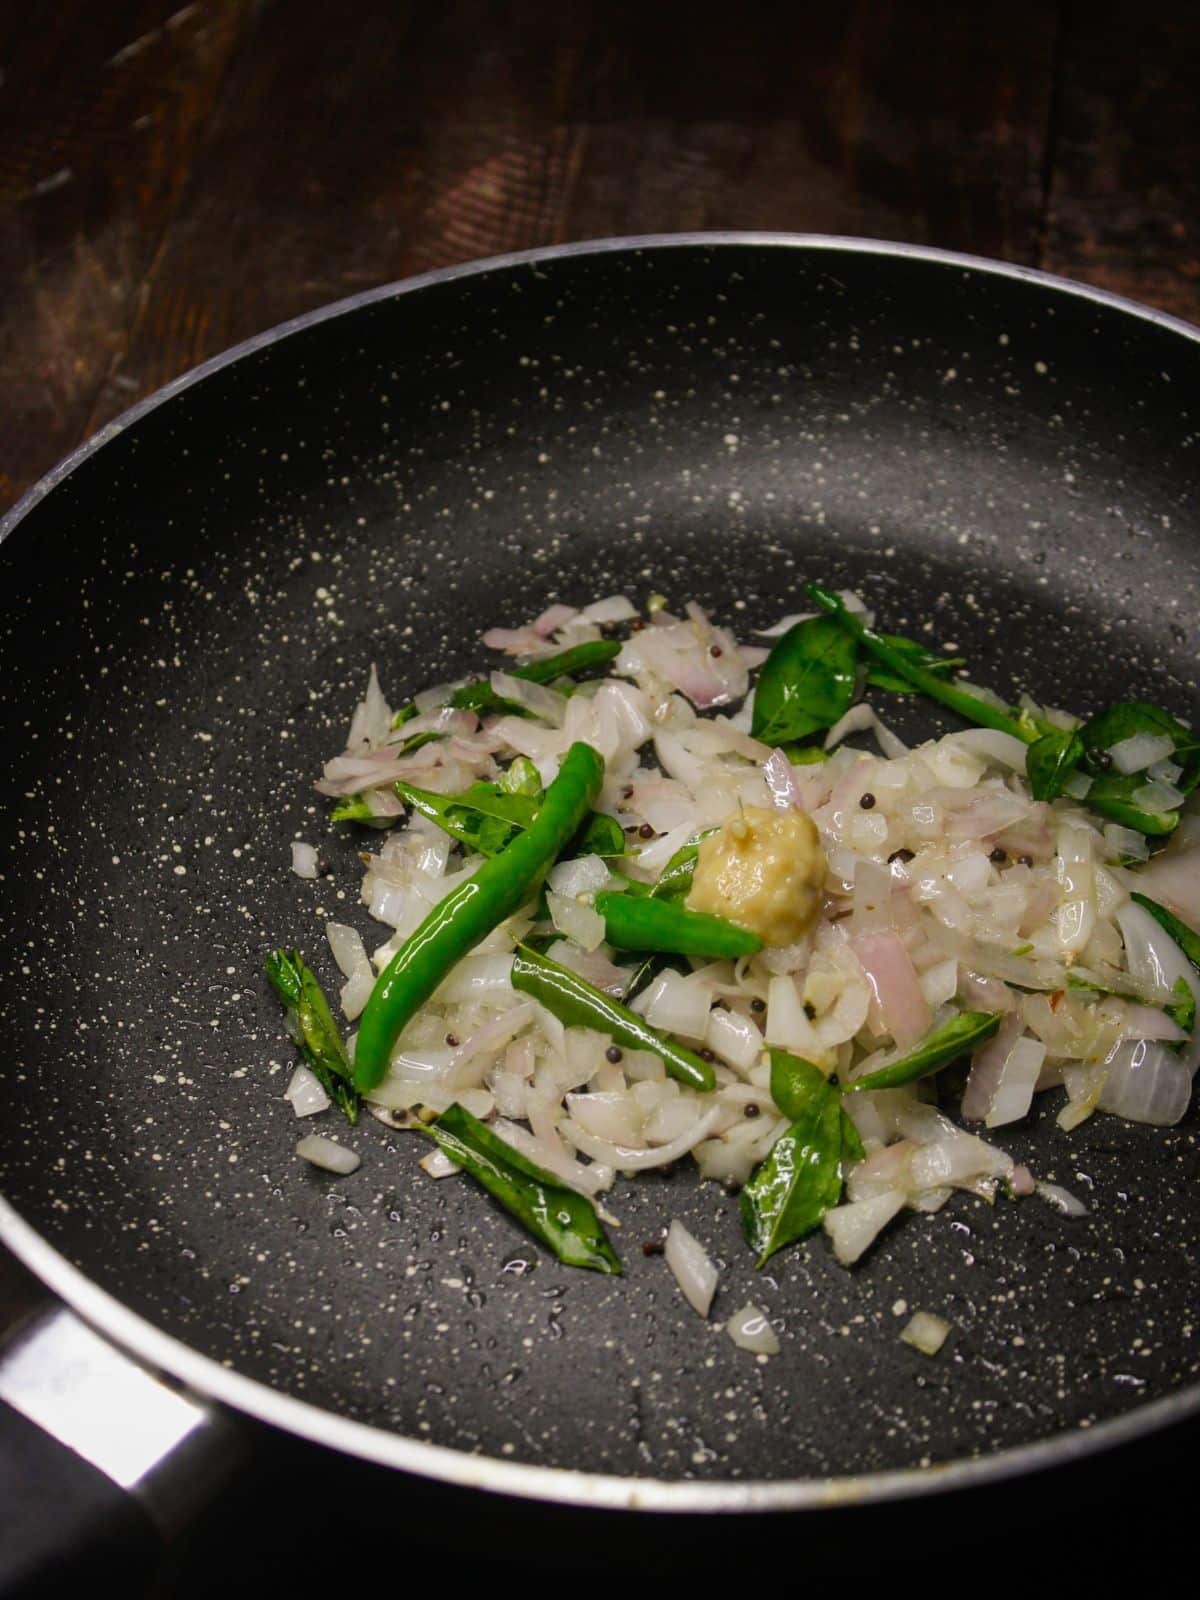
xmin=1107 ymin=732 xmax=1176 ymax=774
xmin=547 ymin=853 xmax=611 ymax=900
xmin=1034 ymin=1179 xmax=1088 ymax=1217
xmin=985 ymin=1036 xmax=1047 ymax=1127
xmin=1132 ymin=777 xmax=1184 ymax=813
xmin=290 ymin=841 xmax=320 ymax=879
xmin=823 ymin=1191 xmax=905 ymax=1265
xmin=296 ymin=1134 xmax=360 ymax=1175
xmin=899 ymin=1311 xmax=951 ymax=1356
xmin=851 ymin=930 xmax=931 ymax=1049
xmin=565 ymin=1105 xmax=722 ymax=1171
xmin=490 ymin=671 xmax=567 ymax=726
xmin=419 ymin=1148 xmax=462 ymax=1179
xmin=664 ymin=1219 xmax=718 ymax=1317
xmin=634 ymin=969 xmax=713 ymax=1040
xmin=547 ymin=890 xmax=606 ymax=952
xmin=705 ymin=1006 xmax=764 ymax=1073
xmin=1096 ymin=1038 xmax=1193 ymax=1126
xmin=284 ymin=1064 xmax=331 ymax=1118
xmin=582 ymin=594 xmax=637 ymax=624
xmin=725 ymin=1304 xmax=780 ymax=1355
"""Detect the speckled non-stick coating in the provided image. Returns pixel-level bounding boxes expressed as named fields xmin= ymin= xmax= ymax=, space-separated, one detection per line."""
xmin=2 ymin=240 xmax=1198 ymax=1485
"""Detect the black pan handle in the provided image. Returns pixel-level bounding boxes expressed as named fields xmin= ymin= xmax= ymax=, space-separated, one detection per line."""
xmin=0 ymin=1303 xmax=244 ymax=1596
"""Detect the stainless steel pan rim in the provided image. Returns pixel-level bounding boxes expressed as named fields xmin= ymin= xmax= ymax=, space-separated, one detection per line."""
xmin=3 ymin=231 xmax=1199 ymax=1513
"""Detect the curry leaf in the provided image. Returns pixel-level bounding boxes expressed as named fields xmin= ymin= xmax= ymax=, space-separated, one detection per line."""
xmin=1026 ymin=727 xmax=1085 ymax=802
xmin=265 ymin=949 xmax=359 ymax=1124
xmin=751 ymin=616 xmax=859 ymax=745
xmin=740 ymin=1075 xmax=845 ymax=1266
xmin=846 ymin=1010 xmax=1003 ymax=1093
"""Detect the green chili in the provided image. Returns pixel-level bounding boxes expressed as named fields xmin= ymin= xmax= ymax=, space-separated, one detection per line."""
xmin=510 ymin=944 xmax=716 ymax=1092
xmin=846 ymin=1009 xmax=1003 ymax=1093
xmin=805 ymin=583 xmax=1032 ymax=741
xmin=594 ymin=891 xmax=762 ymax=959
xmin=354 ymin=742 xmax=604 ymax=1090
xmin=421 ymin=1103 xmax=621 ymax=1274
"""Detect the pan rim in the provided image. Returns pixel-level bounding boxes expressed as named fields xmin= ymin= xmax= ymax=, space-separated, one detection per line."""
xmin=3 ymin=230 xmax=1200 ymax=1511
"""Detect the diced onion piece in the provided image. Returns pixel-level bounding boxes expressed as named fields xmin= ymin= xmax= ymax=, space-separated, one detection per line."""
xmin=725 ymin=1303 xmax=780 ymax=1355
xmin=1103 ymin=823 xmax=1149 ymax=862
xmin=582 ymin=594 xmax=637 ymax=624
xmin=899 ymin=1311 xmax=951 ymax=1356
xmin=296 ymin=1134 xmax=360 ymax=1175
xmin=326 ymin=921 xmax=372 ymax=981
xmin=1096 ymin=1038 xmax=1193 ymax=1126
xmin=664 ymin=1218 xmax=718 ymax=1317
xmin=490 ymin=671 xmax=567 ymax=725
xmin=1034 ymin=1179 xmax=1088 ymax=1217
xmin=419 ymin=1148 xmax=462 ymax=1179
xmin=705 ymin=1006 xmax=764 ymax=1073
xmin=547 ymin=890 xmax=606 ymax=952
xmin=635 ymin=969 xmax=713 ymax=1040
xmin=1107 ymin=732 xmax=1176 ymax=774
xmin=291 ymin=841 xmax=320 ymax=879
xmin=284 ymin=1064 xmax=331 ymax=1118
xmin=435 ymin=952 xmax=516 ymax=1002
xmin=547 ymin=853 xmax=611 ymax=900
xmin=764 ymin=974 xmax=825 ymax=1058
xmin=823 ymin=1191 xmax=905 ymax=1265
xmin=1132 ymin=777 xmax=1184 ymax=813
xmin=985 ymin=1036 xmax=1047 ymax=1128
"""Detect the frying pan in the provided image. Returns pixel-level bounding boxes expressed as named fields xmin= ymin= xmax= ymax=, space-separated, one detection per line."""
xmin=2 ymin=234 xmax=1199 ymax=1586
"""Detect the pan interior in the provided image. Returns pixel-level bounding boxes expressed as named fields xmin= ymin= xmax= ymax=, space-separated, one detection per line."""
xmin=2 ymin=241 xmax=1198 ymax=1484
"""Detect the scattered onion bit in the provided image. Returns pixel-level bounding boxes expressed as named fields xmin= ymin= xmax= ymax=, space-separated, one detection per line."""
xmin=725 ymin=1303 xmax=780 ymax=1355
xmin=899 ymin=1311 xmax=951 ymax=1356
xmin=296 ymin=1134 xmax=361 ymax=1175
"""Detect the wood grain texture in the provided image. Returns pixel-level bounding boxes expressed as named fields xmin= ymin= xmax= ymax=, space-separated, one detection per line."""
xmin=83 ymin=1 xmax=1061 ymax=440
xmin=1042 ymin=4 xmax=1200 ymax=320
xmin=0 ymin=0 xmax=251 ymax=504
xmin=1 ymin=0 xmax=1198 ymax=509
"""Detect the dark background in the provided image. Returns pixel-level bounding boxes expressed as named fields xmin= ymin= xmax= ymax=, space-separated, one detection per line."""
xmin=0 ymin=0 xmax=1197 ymax=1587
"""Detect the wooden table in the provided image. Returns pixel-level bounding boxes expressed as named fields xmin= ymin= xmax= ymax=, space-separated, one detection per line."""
xmin=1 ymin=3 xmax=1199 ymax=1586
xmin=2 ymin=0 xmax=1198 ymax=510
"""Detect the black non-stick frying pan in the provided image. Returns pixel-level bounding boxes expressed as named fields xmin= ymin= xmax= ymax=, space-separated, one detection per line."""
xmin=2 ymin=235 xmax=1199 ymax=1586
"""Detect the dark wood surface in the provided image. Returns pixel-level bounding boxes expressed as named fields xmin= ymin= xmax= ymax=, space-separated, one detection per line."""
xmin=2 ymin=1 xmax=1199 ymax=511
xmin=2 ymin=1 xmax=1198 ymax=1582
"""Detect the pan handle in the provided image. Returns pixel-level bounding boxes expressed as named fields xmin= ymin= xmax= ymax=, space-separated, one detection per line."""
xmin=0 ymin=1303 xmax=244 ymax=1595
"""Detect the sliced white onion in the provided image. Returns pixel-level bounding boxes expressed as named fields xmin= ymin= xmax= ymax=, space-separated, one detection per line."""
xmin=1034 ymin=1179 xmax=1088 ymax=1217
xmin=764 ymin=974 xmax=825 ymax=1058
xmin=290 ymin=841 xmax=320 ymax=879
xmin=985 ymin=1036 xmax=1047 ymax=1128
xmin=547 ymin=853 xmax=611 ymax=900
xmin=435 ymin=952 xmax=516 ymax=1002
xmin=1107 ymin=732 xmax=1176 ymax=775
xmin=419 ymin=1148 xmax=462 ymax=1179
xmin=1133 ymin=777 xmax=1184 ymax=813
xmin=705 ymin=1006 xmax=764 ymax=1073
xmin=1103 ymin=823 xmax=1150 ymax=863
xmin=296 ymin=1134 xmax=360 ymax=1175
xmin=547 ymin=890 xmax=606 ymax=952
xmin=823 ymin=1191 xmax=905 ymax=1265
xmin=951 ymin=728 xmax=1031 ymax=772
xmin=1096 ymin=1038 xmax=1194 ymax=1126
xmin=565 ymin=1105 xmax=722 ymax=1171
xmin=664 ymin=1219 xmax=718 ymax=1317
xmin=284 ymin=1064 xmax=331 ymax=1118
xmin=633 ymin=969 xmax=713 ymax=1040
xmin=582 ymin=594 xmax=637 ymax=624
xmin=899 ymin=1311 xmax=951 ymax=1356
xmin=725 ymin=1303 xmax=780 ymax=1355
xmin=490 ymin=671 xmax=567 ymax=726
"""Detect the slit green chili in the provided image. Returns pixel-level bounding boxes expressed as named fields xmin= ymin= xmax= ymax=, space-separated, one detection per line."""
xmin=354 ymin=741 xmax=604 ymax=1090
xmin=510 ymin=944 xmax=717 ymax=1092
xmin=594 ymin=891 xmax=762 ymax=959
